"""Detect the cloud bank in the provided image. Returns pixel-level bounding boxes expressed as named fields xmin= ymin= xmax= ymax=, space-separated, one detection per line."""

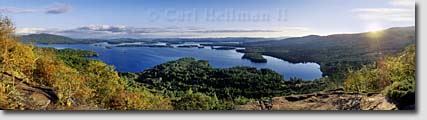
xmin=0 ymin=3 xmax=72 ymax=14
xmin=0 ymin=7 xmax=37 ymax=14
xmin=352 ymin=0 xmax=415 ymax=22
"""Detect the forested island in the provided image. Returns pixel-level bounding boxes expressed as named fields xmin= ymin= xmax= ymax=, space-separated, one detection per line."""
xmin=0 ymin=17 xmax=416 ymax=110
xmin=242 ymin=53 xmax=267 ymax=63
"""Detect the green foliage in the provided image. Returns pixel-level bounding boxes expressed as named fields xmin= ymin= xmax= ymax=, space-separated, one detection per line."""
xmin=212 ymin=66 xmax=286 ymax=98
xmin=242 ymin=52 xmax=267 ymax=63
xmin=384 ymin=80 xmax=415 ymax=105
xmin=173 ymin=90 xmax=219 ymax=110
xmin=344 ymin=44 xmax=415 ymax=106
xmin=56 ymin=48 xmax=98 ymax=57
xmin=137 ymin=58 xmax=288 ymax=100
xmin=233 ymin=96 xmax=256 ymax=105
xmin=382 ymin=45 xmax=415 ymax=105
xmin=34 ymin=47 xmax=98 ymax=70
xmin=344 ymin=66 xmax=381 ymax=93
xmin=133 ymin=57 xmax=330 ymax=110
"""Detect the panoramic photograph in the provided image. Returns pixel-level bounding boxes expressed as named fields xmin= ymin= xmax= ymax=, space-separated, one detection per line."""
xmin=0 ymin=0 xmax=415 ymax=110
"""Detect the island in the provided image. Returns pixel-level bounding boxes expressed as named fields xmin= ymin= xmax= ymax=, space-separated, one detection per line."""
xmin=177 ymin=45 xmax=200 ymax=48
xmin=212 ymin=46 xmax=236 ymax=50
xmin=115 ymin=44 xmax=172 ymax=48
xmin=242 ymin=52 xmax=267 ymax=63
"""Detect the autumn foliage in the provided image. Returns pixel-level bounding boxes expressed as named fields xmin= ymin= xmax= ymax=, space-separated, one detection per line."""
xmin=0 ymin=16 xmax=172 ymax=110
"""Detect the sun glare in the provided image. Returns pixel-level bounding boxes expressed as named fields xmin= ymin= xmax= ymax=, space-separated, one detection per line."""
xmin=366 ymin=23 xmax=384 ymax=39
xmin=366 ymin=23 xmax=383 ymax=32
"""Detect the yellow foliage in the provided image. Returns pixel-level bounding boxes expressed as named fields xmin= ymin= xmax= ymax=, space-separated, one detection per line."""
xmin=344 ymin=44 xmax=415 ymax=94
xmin=32 ymin=49 xmax=94 ymax=106
xmin=0 ymin=16 xmax=173 ymax=110
xmin=0 ymin=82 xmax=7 ymax=108
xmin=0 ymin=20 xmax=36 ymax=82
xmin=0 ymin=76 xmax=26 ymax=110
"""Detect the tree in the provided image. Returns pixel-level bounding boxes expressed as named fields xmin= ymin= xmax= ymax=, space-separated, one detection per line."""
xmin=344 ymin=44 xmax=415 ymax=106
xmin=0 ymin=16 xmax=36 ymax=81
xmin=174 ymin=90 xmax=219 ymax=110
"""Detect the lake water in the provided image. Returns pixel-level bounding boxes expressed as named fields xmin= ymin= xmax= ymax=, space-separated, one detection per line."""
xmin=37 ymin=43 xmax=323 ymax=80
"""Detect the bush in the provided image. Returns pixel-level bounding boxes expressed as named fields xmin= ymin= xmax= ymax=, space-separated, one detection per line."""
xmin=343 ymin=66 xmax=381 ymax=93
xmin=173 ymin=90 xmax=219 ymax=110
xmin=344 ymin=44 xmax=415 ymax=106
xmin=233 ymin=96 xmax=256 ymax=105
xmin=384 ymin=80 xmax=415 ymax=105
xmin=109 ymin=88 xmax=172 ymax=110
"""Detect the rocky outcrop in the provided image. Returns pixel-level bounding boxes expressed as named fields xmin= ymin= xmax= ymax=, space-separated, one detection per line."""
xmin=1 ymin=72 xmax=102 ymax=110
xmin=1 ymin=72 xmax=58 ymax=110
xmin=16 ymin=83 xmax=53 ymax=110
xmin=234 ymin=89 xmax=398 ymax=110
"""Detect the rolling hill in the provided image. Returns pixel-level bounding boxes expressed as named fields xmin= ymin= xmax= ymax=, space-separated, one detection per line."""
xmin=241 ymin=26 xmax=416 ymax=77
xmin=20 ymin=33 xmax=101 ymax=44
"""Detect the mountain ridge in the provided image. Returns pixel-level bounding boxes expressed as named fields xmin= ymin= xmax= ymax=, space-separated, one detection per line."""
xmin=18 ymin=26 xmax=415 ymax=45
xmin=240 ymin=26 xmax=415 ymax=77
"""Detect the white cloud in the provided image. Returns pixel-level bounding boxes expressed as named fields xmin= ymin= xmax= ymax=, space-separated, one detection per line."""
xmin=15 ymin=28 xmax=58 ymax=35
xmin=0 ymin=3 xmax=71 ymax=15
xmin=0 ymin=7 xmax=38 ymax=14
xmin=16 ymin=28 xmax=49 ymax=35
xmin=352 ymin=8 xmax=414 ymax=22
xmin=352 ymin=0 xmax=415 ymax=22
xmin=390 ymin=0 xmax=415 ymax=7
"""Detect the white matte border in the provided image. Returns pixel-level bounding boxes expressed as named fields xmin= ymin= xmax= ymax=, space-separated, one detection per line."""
xmin=1 ymin=0 xmax=426 ymax=120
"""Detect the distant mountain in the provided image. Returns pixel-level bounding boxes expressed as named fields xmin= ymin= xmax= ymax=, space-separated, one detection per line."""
xmin=153 ymin=37 xmax=277 ymax=43
xmin=20 ymin=33 xmax=99 ymax=44
xmin=19 ymin=33 xmax=277 ymax=44
xmin=242 ymin=26 xmax=416 ymax=77
xmin=245 ymin=26 xmax=415 ymax=50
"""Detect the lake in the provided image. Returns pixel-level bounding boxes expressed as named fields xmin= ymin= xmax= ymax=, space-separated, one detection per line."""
xmin=37 ymin=43 xmax=323 ymax=80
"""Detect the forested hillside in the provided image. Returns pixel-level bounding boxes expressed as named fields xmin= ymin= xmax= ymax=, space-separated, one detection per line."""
xmin=241 ymin=27 xmax=416 ymax=78
xmin=20 ymin=33 xmax=99 ymax=44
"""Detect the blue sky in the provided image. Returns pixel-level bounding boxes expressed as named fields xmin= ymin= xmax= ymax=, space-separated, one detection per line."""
xmin=0 ymin=0 xmax=416 ymax=38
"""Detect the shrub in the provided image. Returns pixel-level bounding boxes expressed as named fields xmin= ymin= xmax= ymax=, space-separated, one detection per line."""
xmin=173 ymin=90 xmax=219 ymax=110
xmin=384 ymin=80 xmax=415 ymax=105
xmin=344 ymin=44 xmax=415 ymax=106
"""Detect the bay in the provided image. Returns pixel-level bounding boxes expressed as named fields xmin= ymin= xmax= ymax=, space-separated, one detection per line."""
xmin=37 ymin=43 xmax=323 ymax=80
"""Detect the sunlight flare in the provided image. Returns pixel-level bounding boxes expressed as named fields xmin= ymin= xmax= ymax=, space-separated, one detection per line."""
xmin=366 ymin=23 xmax=384 ymax=39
